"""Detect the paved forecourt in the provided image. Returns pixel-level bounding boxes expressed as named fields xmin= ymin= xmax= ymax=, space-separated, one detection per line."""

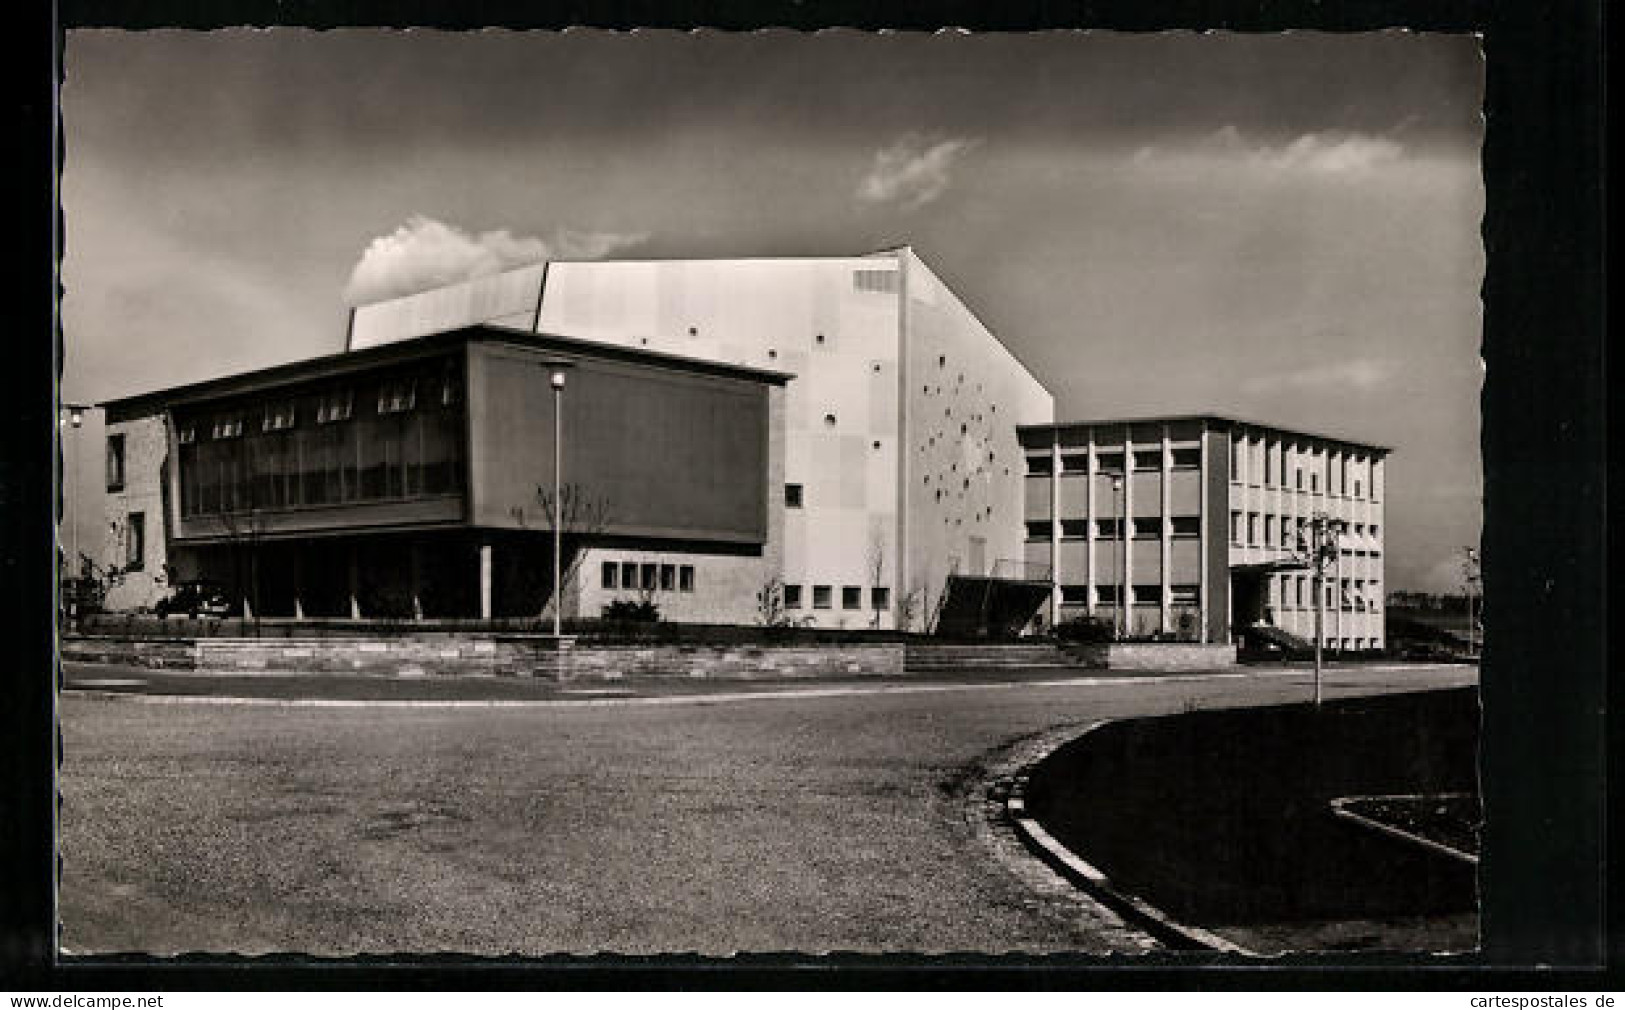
xmin=58 ymin=662 xmax=1475 ymax=956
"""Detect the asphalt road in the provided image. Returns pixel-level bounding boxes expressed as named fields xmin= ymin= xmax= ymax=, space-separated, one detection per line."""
xmin=58 ymin=663 xmax=1475 ymax=957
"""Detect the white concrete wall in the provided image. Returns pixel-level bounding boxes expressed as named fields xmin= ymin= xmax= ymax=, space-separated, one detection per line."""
xmin=538 ymin=256 xmax=904 ymax=629
xmin=348 ymin=264 xmax=547 ymax=350
xmin=101 ymin=414 xmax=172 ymax=611
xmin=898 ymin=250 xmax=1054 ymax=628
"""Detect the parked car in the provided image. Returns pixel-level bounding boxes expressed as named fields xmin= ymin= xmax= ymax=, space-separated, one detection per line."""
xmin=155 ymin=580 xmax=234 ymax=619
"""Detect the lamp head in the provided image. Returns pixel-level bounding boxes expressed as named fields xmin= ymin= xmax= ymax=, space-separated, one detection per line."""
xmin=68 ymin=407 xmax=84 ymax=428
xmin=550 ymin=369 xmax=567 ymax=390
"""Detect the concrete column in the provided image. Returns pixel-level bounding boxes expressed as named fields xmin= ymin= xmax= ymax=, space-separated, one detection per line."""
xmin=347 ymin=542 xmax=361 ymax=620
xmin=1121 ymin=430 xmax=1132 ymax=637
xmin=1049 ymin=438 xmax=1061 ymax=628
xmin=1085 ymin=438 xmax=1096 ymax=616
xmin=1198 ymin=426 xmax=1209 ymax=643
xmin=410 ymin=541 xmax=424 ymax=621
xmin=479 ymin=541 xmax=493 ymax=620
xmin=1160 ymin=424 xmax=1172 ymax=635
xmin=292 ymin=549 xmax=305 ymax=620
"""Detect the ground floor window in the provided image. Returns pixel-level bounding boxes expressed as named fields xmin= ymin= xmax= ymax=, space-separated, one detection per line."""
xmin=870 ymin=587 xmax=890 ymax=610
xmin=784 ymin=584 xmax=803 ymax=609
xmin=660 ymin=564 xmax=676 ymax=591
xmin=841 ymin=586 xmax=862 ymax=610
xmin=125 ymin=512 xmax=145 ymax=570
xmin=679 ymin=565 xmax=695 ymax=592
xmin=601 ymin=562 xmax=618 ymax=589
xmin=813 ymin=585 xmax=832 ymax=609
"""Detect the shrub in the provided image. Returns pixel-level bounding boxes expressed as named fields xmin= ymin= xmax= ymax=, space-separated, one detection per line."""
xmin=602 ymin=598 xmax=660 ymax=623
xmin=1055 ymin=614 xmax=1115 ymax=644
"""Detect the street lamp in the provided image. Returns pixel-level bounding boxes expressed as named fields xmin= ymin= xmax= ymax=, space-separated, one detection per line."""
xmin=59 ymin=402 xmax=92 ymax=626
xmin=1297 ymin=513 xmax=1347 ymax=707
xmin=545 ymin=362 xmax=573 ymax=639
xmin=1112 ymin=475 xmax=1124 ymax=641
xmin=1462 ymin=546 xmax=1480 ymax=658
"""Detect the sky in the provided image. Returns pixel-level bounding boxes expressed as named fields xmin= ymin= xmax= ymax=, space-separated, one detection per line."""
xmin=58 ymin=29 xmax=1485 ymax=593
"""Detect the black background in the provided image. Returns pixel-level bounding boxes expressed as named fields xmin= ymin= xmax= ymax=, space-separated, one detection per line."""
xmin=5 ymin=0 xmax=1609 ymax=989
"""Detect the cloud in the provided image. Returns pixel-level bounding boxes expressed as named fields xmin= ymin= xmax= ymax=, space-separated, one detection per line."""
xmin=1242 ymin=357 xmax=1394 ymax=393
xmin=1133 ymin=127 xmax=1407 ymax=178
xmin=857 ymin=134 xmax=980 ymax=210
xmin=342 ymin=217 xmax=646 ymax=305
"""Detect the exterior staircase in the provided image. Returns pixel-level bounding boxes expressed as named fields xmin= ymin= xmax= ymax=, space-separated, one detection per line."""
xmin=904 ymin=641 xmax=1080 ymax=675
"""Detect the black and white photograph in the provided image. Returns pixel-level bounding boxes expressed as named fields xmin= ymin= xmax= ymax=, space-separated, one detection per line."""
xmin=54 ymin=25 xmax=1506 ymax=962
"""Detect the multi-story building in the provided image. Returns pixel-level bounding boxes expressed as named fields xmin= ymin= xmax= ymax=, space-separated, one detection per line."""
xmin=98 ymin=325 xmax=788 ymax=624
xmin=1017 ymin=415 xmax=1388 ymax=651
xmin=346 ymin=248 xmax=1055 ymax=628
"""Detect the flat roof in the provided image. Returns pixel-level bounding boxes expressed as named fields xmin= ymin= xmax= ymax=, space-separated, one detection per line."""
xmin=1018 ymin=413 xmax=1391 ymax=454
xmin=101 ymin=324 xmax=793 ymax=418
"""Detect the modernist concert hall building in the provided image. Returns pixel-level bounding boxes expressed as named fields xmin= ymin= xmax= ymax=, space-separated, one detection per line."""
xmin=93 ymin=248 xmax=1387 ymax=646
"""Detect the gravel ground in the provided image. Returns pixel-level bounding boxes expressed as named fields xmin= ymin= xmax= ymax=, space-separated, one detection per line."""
xmin=58 ymin=663 xmax=1476 ymax=957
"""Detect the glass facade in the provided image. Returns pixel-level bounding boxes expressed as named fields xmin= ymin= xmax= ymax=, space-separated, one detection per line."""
xmin=177 ymin=357 xmax=465 ymax=518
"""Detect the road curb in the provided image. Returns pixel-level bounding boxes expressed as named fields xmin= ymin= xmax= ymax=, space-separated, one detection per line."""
xmin=1003 ymin=723 xmax=1257 ymax=957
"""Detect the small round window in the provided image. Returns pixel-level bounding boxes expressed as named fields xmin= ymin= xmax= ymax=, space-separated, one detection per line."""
xmin=823 ymin=413 xmax=837 ymax=427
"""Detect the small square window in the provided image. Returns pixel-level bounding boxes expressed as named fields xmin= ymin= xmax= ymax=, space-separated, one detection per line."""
xmin=640 ymin=563 xmax=658 ymax=591
xmin=870 ymin=587 xmax=890 ymax=611
xmin=601 ymin=562 xmax=618 ymax=589
xmin=620 ymin=562 xmax=638 ymax=589
xmin=812 ymin=585 xmax=832 ymax=610
xmin=841 ymin=586 xmax=862 ymax=610
xmin=785 ymin=483 xmax=804 ymax=508
xmin=660 ymin=564 xmax=676 ymax=591
xmin=784 ymin=584 xmax=803 ymax=609
xmin=679 ymin=566 xmax=695 ymax=592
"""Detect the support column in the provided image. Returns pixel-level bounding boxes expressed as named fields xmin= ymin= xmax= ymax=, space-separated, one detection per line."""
xmin=292 ymin=549 xmax=305 ymax=620
xmin=1048 ymin=438 xmax=1061 ymax=629
xmin=1160 ymin=424 xmax=1172 ymax=635
xmin=348 ymin=543 xmax=361 ymax=620
xmin=1198 ymin=426 xmax=1209 ymax=643
xmin=479 ymin=541 xmax=493 ymax=620
xmin=410 ymin=541 xmax=424 ymax=621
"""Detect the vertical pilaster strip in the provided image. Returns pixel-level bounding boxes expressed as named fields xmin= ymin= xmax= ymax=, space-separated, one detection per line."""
xmin=1086 ymin=432 xmax=1097 ymax=616
xmin=1198 ymin=423 xmax=1209 ymax=643
xmin=478 ymin=541 xmax=493 ymax=621
xmin=1049 ymin=435 xmax=1061 ymax=628
xmin=1122 ymin=427 xmax=1133 ymax=636
xmin=1160 ymin=423 xmax=1172 ymax=635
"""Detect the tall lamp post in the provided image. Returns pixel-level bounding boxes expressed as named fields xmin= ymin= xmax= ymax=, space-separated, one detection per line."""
xmin=546 ymin=362 xmax=573 ymax=639
xmin=1112 ymin=475 xmax=1124 ymax=641
xmin=1298 ymin=513 xmax=1347 ymax=707
xmin=1462 ymin=546 xmax=1480 ymax=658
xmin=60 ymin=403 xmax=90 ymax=626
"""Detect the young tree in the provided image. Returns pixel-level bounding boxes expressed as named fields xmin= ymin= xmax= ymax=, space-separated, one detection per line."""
xmin=866 ymin=530 xmax=887 ymax=629
xmin=755 ymin=575 xmax=789 ymax=628
xmin=534 ymin=482 xmax=613 ymax=622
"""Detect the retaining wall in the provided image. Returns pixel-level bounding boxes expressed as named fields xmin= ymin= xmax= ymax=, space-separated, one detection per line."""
xmin=1065 ymin=642 xmax=1238 ymax=671
xmin=62 ymin=634 xmax=904 ymax=681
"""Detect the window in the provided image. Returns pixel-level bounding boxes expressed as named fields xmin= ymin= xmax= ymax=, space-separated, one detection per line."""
xmin=1060 ymin=585 xmax=1088 ymax=605
xmin=439 ymin=371 xmax=462 ymax=407
xmin=784 ymin=584 xmax=803 ymax=609
xmin=177 ymin=423 xmax=197 ymax=446
xmin=1025 ymin=520 xmax=1052 ymax=541
xmin=125 ymin=512 xmax=145 ymax=570
xmin=105 ymin=434 xmax=126 ymax=492
xmin=1247 ymin=512 xmax=1260 ymax=545
xmin=1131 ymin=585 xmax=1160 ymax=604
xmin=871 ymin=587 xmax=890 ymax=611
xmin=621 ymin=562 xmax=638 ymax=590
xmin=1059 ymin=519 xmax=1088 ymax=539
xmin=263 ymin=401 xmax=296 ymax=432
xmin=1095 ymin=451 xmax=1124 ymax=475
xmin=1264 ymin=515 xmax=1276 ymax=545
xmin=1230 ymin=511 xmax=1243 ymax=545
xmin=1295 ymin=466 xmax=1304 ymax=490
xmin=1025 ymin=455 xmax=1053 ymax=476
xmin=841 ymin=586 xmax=862 ymax=610
xmin=601 ymin=562 xmax=618 ymax=590
xmin=1060 ymin=454 xmax=1088 ymax=474
xmin=317 ymin=389 xmax=353 ymax=424
xmin=1353 ymin=478 xmax=1363 ymax=498
xmin=784 ymin=483 xmax=804 ymax=508
xmin=679 ymin=566 xmax=695 ymax=592
xmin=812 ymin=585 xmax=832 ymax=610
xmin=660 ymin=564 xmax=676 ymax=591
xmin=1369 ymin=524 xmax=1381 ymax=540
xmin=1171 ymin=516 xmax=1200 ymax=538
xmin=377 ymin=378 xmax=416 ymax=415
xmin=1132 ymin=450 xmax=1162 ymax=471
xmin=211 ymin=413 xmax=243 ymax=440
xmin=1171 ymin=447 xmax=1201 ymax=470
xmin=640 ymin=563 xmax=658 ymax=591
xmin=1170 ymin=584 xmax=1200 ymax=605
xmin=1096 ymin=518 xmax=1123 ymax=540
xmin=1311 ymin=472 xmax=1320 ymax=493
xmin=1132 ymin=517 xmax=1161 ymax=540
